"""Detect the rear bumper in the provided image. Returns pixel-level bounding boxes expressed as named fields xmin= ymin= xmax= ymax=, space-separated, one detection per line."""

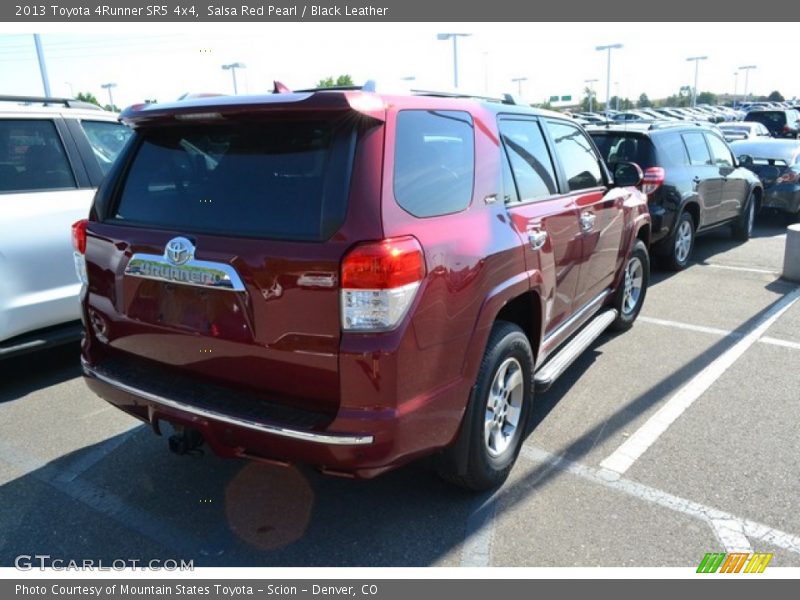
xmin=762 ymin=187 xmax=800 ymax=214
xmin=82 ymin=357 xmax=462 ymax=478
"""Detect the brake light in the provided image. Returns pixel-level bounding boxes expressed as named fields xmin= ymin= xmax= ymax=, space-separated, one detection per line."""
xmin=642 ymin=167 xmax=665 ymax=196
xmin=72 ymin=219 xmax=88 ymax=254
xmin=777 ymin=170 xmax=799 ymax=184
xmin=71 ymin=219 xmax=88 ymax=285
xmin=341 ymin=236 xmax=426 ymax=331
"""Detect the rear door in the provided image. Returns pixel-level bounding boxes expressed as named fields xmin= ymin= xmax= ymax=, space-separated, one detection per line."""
xmin=681 ymin=131 xmax=722 ymax=226
xmin=705 ymin=131 xmax=747 ymax=221
xmin=544 ymin=119 xmax=625 ymax=308
xmin=498 ymin=117 xmax=582 ymax=335
xmin=86 ymin=113 xmax=377 ymax=414
xmin=0 ymin=117 xmax=93 ymax=342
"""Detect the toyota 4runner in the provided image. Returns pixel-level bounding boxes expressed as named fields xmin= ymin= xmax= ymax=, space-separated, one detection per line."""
xmin=75 ymin=87 xmax=651 ymax=490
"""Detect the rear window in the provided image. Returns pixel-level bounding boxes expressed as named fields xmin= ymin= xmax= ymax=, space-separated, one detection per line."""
xmin=393 ymin=110 xmax=475 ymax=217
xmin=589 ymin=133 xmax=655 ymax=169
xmin=746 ymin=111 xmax=786 ymax=128
xmin=112 ymin=120 xmax=356 ymax=241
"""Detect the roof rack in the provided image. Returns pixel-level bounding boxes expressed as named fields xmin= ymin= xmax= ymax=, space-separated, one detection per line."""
xmin=0 ymin=95 xmax=103 ymax=110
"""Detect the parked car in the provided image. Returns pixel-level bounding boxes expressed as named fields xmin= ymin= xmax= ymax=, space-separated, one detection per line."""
xmin=589 ymin=122 xmax=763 ymax=270
xmin=718 ymin=121 xmax=772 ymax=142
xmin=0 ymin=95 xmax=131 ymax=358
xmin=732 ymin=139 xmax=800 ymax=223
xmin=75 ymin=87 xmax=651 ymax=490
xmin=744 ymin=108 xmax=800 ymax=138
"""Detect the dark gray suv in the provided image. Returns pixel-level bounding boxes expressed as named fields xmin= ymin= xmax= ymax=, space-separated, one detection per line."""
xmin=589 ymin=122 xmax=763 ymax=270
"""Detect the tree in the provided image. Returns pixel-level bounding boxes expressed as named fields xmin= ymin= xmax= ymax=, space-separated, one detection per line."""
xmin=316 ymin=74 xmax=354 ymax=88
xmin=695 ymin=91 xmax=718 ymax=105
xmin=76 ymin=92 xmax=101 ymax=107
xmin=637 ymin=93 xmax=651 ymax=108
xmin=580 ymin=86 xmax=598 ymax=112
xmin=103 ymin=104 xmax=120 ymax=112
xmin=767 ymin=90 xmax=785 ymax=102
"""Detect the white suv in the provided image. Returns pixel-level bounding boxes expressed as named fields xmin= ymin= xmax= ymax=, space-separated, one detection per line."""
xmin=0 ymin=95 xmax=131 ymax=357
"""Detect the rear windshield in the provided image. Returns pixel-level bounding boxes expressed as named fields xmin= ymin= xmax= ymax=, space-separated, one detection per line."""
xmin=588 ymin=133 xmax=655 ymax=169
xmin=112 ymin=120 xmax=356 ymax=241
xmin=746 ymin=111 xmax=786 ymax=128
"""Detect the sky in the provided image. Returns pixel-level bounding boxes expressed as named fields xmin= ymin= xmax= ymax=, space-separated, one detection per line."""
xmin=0 ymin=23 xmax=797 ymax=109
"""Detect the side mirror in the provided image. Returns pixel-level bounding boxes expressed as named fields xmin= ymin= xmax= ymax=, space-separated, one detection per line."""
xmin=738 ymin=154 xmax=754 ymax=167
xmin=613 ymin=161 xmax=644 ymax=187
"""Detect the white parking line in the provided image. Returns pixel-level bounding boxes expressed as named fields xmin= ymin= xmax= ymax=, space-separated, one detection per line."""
xmin=522 ymin=446 xmax=800 ymax=555
xmin=601 ymin=287 xmax=800 ymax=475
xmin=639 ymin=316 xmax=800 ymax=351
xmin=704 ymin=264 xmax=780 ymax=275
xmin=461 ymin=492 xmax=500 ymax=567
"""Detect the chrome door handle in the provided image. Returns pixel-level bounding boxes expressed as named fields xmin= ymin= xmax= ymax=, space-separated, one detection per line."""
xmin=579 ymin=212 xmax=596 ymax=232
xmin=528 ymin=229 xmax=548 ymax=250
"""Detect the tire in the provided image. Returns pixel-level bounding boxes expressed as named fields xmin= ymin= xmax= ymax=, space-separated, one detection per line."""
xmin=610 ymin=239 xmax=649 ymax=331
xmin=437 ymin=321 xmax=533 ymax=491
xmin=659 ymin=211 xmax=695 ymax=271
xmin=732 ymin=191 xmax=756 ymax=241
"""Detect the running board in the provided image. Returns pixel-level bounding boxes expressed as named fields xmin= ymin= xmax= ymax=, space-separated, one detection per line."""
xmin=534 ymin=309 xmax=617 ymax=392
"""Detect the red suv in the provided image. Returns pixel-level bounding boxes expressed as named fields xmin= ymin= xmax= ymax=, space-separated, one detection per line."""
xmin=74 ymin=88 xmax=651 ymax=490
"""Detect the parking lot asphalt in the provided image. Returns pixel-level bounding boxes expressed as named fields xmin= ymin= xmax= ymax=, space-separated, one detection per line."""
xmin=1 ymin=213 xmax=798 ymax=568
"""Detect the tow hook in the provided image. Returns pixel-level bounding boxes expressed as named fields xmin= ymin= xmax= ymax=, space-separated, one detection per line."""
xmin=168 ymin=426 xmax=205 ymax=456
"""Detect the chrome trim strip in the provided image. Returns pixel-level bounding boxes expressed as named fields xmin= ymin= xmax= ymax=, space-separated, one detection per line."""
xmin=82 ymin=360 xmax=374 ymax=446
xmin=124 ymin=253 xmax=246 ymax=292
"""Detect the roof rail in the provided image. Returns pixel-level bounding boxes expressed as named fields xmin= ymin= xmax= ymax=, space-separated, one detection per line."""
xmin=648 ymin=120 xmax=707 ymax=130
xmin=411 ymin=89 xmax=521 ymax=105
xmin=0 ymin=95 xmax=103 ymax=110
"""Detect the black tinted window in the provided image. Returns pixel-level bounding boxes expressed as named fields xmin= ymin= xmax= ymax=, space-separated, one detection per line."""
xmin=394 ymin=110 xmax=474 ymax=217
xmin=656 ymin=133 xmax=689 ymax=166
xmin=682 ymin=132 xmax=712 ymax=166
xmin=546 ymin=120 xmax=603 ymax=191
xmin=590 ymin=133 xmax=655 ymax=169
xmin=0 ymin=120 xmax=75 ymax=193
xmin=499 ymin=120 xmax=557 ymax=202
xmin=746 ymin=111 xmax=786 ymax=128
xmin=113 ymin=120 xmax=355 ymax=241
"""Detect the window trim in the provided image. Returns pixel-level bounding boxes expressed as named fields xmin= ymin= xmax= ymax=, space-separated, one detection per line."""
xmin=497 ymin=115 xmax=562 ymax=206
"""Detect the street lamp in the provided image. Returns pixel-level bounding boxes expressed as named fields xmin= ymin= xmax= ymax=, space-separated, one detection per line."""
xmin=64 ymin=81 xmax=74 ymax=98
xmin=511 ymin=77 xmax=528 ymax=96
xmin=596 ymin=43 xmax=623 ymax=116
xmin=739 ymin=65 xmax=756 ymax=103
xmin=221 ymin=62 xmax=246 ymax=95
xmin=686 ymin=55 xmax=708 ymax=107
xmin=437 ymin=33 xmax=471 ymax=89
xmin=584 ymin=78 xmax=598 ymax=112
xmin=733 ymin=71 xmax=739 ymax=107
xmin=100 ymin=82 xmax=117 ymax=108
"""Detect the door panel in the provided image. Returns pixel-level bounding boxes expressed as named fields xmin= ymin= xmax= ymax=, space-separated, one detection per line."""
xmin=682 ymin=132 xmax=723 ymax=226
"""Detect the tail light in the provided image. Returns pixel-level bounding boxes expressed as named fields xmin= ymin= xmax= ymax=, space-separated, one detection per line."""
xmin=777 ymin=170 xmax=799 ymax=184
xmin=71 ymin=219 xmax=88 ymax=284
xmin=642 ymin=167 xmax=665 ymax=196
xmin=340 ymin=236 xmax=426 ymax=332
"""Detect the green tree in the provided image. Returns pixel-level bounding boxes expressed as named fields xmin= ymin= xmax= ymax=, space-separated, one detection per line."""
xmin=767 ymin=90 xmax=785 ymax=102
xmin=76 ymin=92 xmax=101 ymax=107
xmin=580 ymin=86 xmax=598 ymax=112
xmin=696 ymin=91 xmax=718 ymax=105
xmin=316 ymin=74 xmax=355 ymax=88
xmin=637 ymin=93 xmax=651 ymax=108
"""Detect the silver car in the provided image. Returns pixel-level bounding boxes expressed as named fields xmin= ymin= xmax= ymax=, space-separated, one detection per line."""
xmin=0 ymin=96 xmax=131 ymax=357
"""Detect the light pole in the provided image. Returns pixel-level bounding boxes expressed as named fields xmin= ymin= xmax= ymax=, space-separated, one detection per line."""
xmin=64 ymin=81 xmax=74 ymax=97
xmin=511 ymin=77 xmax=528 ymax=96
xmin=100 ymin=82 xmax=117 ymax=108
xmin=221 ymin=62 xmax=246 ymax=94
xmin=596 ymin=43 xmax=623 ymax=116
xmin=733 ymin=71 xmax=739 ymax=107
xmin=437 ymin=33 xmax=471 ymax=89
xmin=614 ymin=81 xmax=620 ymax=111
xmin=584 ymin=78 xmax=598 ymax=113
xmin=739 ymin=65 xmax=756 ymax=103
xmin=33 ymin=34 xmax=52 ymax=97
xmin=686 ymin=55 xmax=708 ymax=107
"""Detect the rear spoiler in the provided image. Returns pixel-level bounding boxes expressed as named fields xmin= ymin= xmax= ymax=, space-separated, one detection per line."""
xmin=120 ymin=86 xmax=386 ymax=127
